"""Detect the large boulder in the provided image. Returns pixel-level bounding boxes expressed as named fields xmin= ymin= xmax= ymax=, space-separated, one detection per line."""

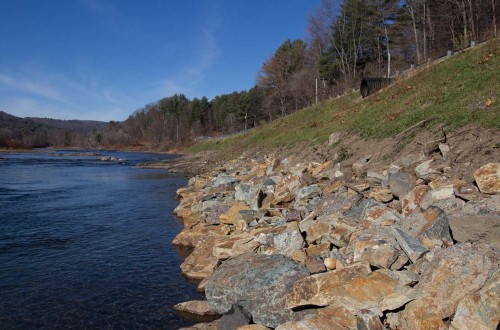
xmin=285 ymin=262 xmax=371 ymax=309
xmin=398 ymin=243 xmax=499 ymax=330
xmin=450 ymin=269 xmax=500 ymax=330
xmin=205 ymin=253 xmax=309 ymax=328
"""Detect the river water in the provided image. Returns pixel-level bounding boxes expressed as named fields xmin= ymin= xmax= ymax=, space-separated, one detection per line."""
xmin=0 ymin=150 xmax=201 ymax=329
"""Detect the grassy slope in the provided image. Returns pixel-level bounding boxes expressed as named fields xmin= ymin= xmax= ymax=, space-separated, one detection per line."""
xmin=188 ymin=39 xmax=499 ymax=156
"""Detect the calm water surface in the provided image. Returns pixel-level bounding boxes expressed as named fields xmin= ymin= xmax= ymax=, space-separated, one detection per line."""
xmin=0 ymin=150 xmax=201 ymax=329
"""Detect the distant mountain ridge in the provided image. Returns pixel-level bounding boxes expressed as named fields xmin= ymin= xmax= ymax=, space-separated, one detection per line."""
xmin=0 ymin=111 xmax=107 ymax=148
xmin=27 ymin=116 xmax=107 ymax=133
xmin=0 ymin=111 xmax=105 ymax=131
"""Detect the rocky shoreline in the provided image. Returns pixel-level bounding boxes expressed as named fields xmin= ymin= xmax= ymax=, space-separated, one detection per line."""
xmin=171 ymin=140 xmax=499 ymax=329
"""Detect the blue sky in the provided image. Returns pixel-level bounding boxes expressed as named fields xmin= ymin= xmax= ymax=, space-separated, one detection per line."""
xmin=0 ymin=0 xmax=320 ymax=121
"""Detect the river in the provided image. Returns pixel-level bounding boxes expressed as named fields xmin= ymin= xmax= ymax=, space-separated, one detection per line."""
xmin=0 ymin=150 xmax=201 ymax=329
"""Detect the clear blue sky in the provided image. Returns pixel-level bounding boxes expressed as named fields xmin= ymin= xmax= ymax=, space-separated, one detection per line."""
xmin=0 ymin=0 xmax=320 ymax=121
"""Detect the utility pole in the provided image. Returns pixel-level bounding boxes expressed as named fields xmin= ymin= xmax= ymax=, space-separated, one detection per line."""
xmin=315 ymin=78 xmax=318 ymax=105
xmin=385 ymin=24 xmax=391 ymax=77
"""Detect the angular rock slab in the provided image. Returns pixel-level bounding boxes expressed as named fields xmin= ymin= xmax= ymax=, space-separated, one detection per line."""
xmin=399 ymin=243 xmax=499 ymax=330
xmin=474 ymin=163 xmax=500 ymax=194
xmin=450 ymin=269 xmax=500 ymax=330
xmin=180 ymin=235 xmax=220 ymax=280
xmin=389 ymin=172 xmax=414 ymax=198
xmin=286 ymin=262 xmax=371 ymax=309
xmin=205 ymin=253 xmax=309 ymax=328
xmin=392 ymin=227 xmax=428 ymax=263
xmin=275 ymin=306 xmax=358 ymax=330
xmin=173 ymin=300 xmax=221 ymax=323
xmin=346 ymin=226 xmax=408 ymax=269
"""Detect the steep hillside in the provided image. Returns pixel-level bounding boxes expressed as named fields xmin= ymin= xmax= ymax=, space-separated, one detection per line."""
xmin=188 ymin=38 xmax=499 ymax=156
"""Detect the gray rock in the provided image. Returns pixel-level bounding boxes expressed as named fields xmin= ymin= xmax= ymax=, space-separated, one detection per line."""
xmin=295 ymin=185 xmax=322 ymax=201
xmin=346 ymin=226 xmax=407 ymax=269
xmin=328 ymin=131 xmax=344 ymax=146
xmin=415 ymin=159 xmax=437 ymax=179
xmin=235 ymin=183 xmax=263 ymax=210
xmin=205 ymin=253 xmax=309 ymax=328
xmin=448 ymin=215 xmax=500 ymax=249
xmin=389 ymin=172 xmax=414 ymax=198
xmin=218 ymin=305 xmax=251 ymax=330
xmin=214 ymin=175 xmax=240 ymax=187
xmin=395 ymin=153 xmax=426 ymax=167
xmin=398 ymin=207 xmax=454 ymax=248
xmin=418 ymin=207 xmax=454 ymax=247
xmin=367 ymin=170 xmax=387 ymax=185
xmin=204 ymin=203 xmax=231 ymax=225
xmin=271 ymin=230 xmax=305 ymax=257
xmin=356 ymin=309 xmax=384 ymax=330
xmin=392 ymin=227 xmax=428 ymax=263
xmin=261 ymin=177 xmax=277 ymax=194
xmin=438 ymin=143 xmax=450 ymax=157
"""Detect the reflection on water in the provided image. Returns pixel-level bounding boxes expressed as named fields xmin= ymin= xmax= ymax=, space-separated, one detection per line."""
xmin=0 ymin=150 xmax=201 ymax=329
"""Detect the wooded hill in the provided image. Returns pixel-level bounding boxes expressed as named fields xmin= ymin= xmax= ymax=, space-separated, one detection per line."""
xmin=0 ymin=111 xmax=106 ymax=148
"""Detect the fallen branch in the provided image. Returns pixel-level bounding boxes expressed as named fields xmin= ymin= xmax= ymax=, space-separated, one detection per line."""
xmin=395 ymin=119 xmax=429 ymax=139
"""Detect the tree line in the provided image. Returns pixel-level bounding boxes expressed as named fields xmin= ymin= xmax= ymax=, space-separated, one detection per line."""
xmin=104 ymin=0 xmax=497 ymax=150
xmin=3 ymin=0 xmax=497 ymax=150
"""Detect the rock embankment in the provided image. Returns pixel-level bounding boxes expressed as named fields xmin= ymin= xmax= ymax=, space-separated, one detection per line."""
xmin=173 ymin=150 xmax=499 ymax=329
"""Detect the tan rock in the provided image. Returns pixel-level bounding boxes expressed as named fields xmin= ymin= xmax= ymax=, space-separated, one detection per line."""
xmin=213 ymin=234 xmax=259 ymax=260
xmin=220 ymin=201 xmax=250 ymax=225
xmin=305 ymin=243 xmax=331 ymax=257
xmin=198 ymin=276 xmax=209 ymax=292
xmin=291 ymin=250 xmax=307 ymax=264
xmin=173 ymin=300 xmax=220 ymax=323
xmin=272 ymin=175 xmax=302 ymax=206
xmin=380 ymin=219 xmax=395 ymax=226
xmin=430 ymin=186 xmax=454 ymax=200
xmin=368 ymin=187 xmax=393 ymax=203
xmin=333 ymin=269 xmax=415 ymax=312
xmin=346 ymin=226 xmax=407 ymax=270
xmin=303 ymin=214 xmax=356 ymax=247
xmin=324 ymin=257 xmax=336 ymax=270
xmin=401 ymin=185 xmax=429 ymax=217
xmin=305 ymin=255 xmax=327 ymax=274
xmin=474 ymin=163 xmax=500 ymax=194
xmin=179 ymin=319 xmax=220 ymax=330
xmin=180 ymin=235 xmax=220 ymax=280
xmin=450 ymin=269 xmax=500 ymax=330
xmin=323 ymin=180 xmax=345 ymax=194
xmin=173 ymin=224 xmax=225 ymax=248
xmin=363 ymin=204 xmax=402 ymax=225
xmin=309 ymin=161 xmax=332 ymax=177
xmin=237 ymin=325 xmax=271 ymax=330
xmin=285 ymin=262 xmax=371 ymax=309
xmin=275 ymin=306 xmax=357 ymax=330
xmin=399 ymin=243 xmax=499 ymax=330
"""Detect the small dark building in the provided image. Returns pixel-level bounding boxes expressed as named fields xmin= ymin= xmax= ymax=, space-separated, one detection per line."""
xmin=360 ymin=77 xmax=393 ymax=97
